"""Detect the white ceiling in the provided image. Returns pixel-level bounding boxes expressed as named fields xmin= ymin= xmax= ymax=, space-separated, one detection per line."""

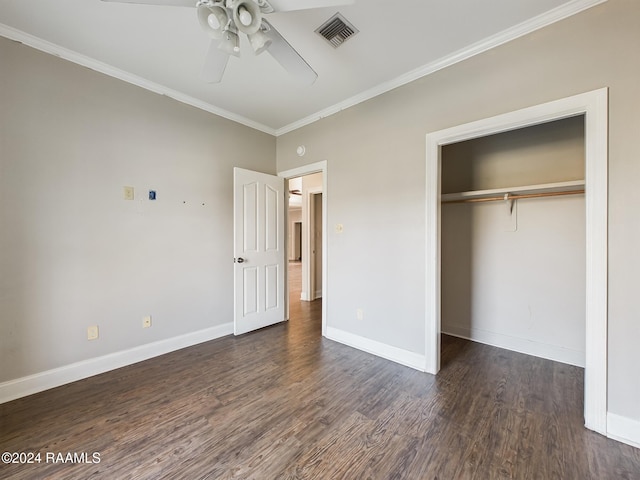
xmin=0 ymin=0 xmax=600 ymax=135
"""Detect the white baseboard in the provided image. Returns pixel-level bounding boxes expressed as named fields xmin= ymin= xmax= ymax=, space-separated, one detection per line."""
xmin=443 ymin=324 xmax=585 ymax=368
xmin=300 ymin=291 xmax=323 ymax=301
xmin=326 ymin=326 xmax=426 ymax=372
xmin=0 ymin=323 xmax=233 ymax=404
xmin=607 ymin=413 xmax=640 ymax=449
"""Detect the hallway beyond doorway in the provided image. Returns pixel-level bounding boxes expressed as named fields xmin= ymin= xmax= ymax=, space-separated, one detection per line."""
xmin=288 ymin=261 xmax=321 ymax=338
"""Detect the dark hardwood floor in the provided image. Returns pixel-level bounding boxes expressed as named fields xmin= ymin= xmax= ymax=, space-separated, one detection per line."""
xmin=1 ymin=262 xmax=639 ymax=479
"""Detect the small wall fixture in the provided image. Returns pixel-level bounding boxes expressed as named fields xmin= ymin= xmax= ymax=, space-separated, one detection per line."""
xmin=296 ymin=145 xmax=306 ymax=156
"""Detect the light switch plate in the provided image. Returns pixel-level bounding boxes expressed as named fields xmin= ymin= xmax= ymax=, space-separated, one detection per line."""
xmin=87 ymin=325 xmax=99 ymax=340
xmin=123 ymin=186 xmax=134 ymax=200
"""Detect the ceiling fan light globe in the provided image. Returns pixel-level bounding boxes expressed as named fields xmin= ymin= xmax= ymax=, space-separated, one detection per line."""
xmin=233 ymin=0 xmax=261 ymax=35
xmin=207 ymin=13 xmax=220 ymax=30
xmin=238 ymin=7 xmax=253 ymax=26
xmin=197 ymin=4 xmax=228 ymax=39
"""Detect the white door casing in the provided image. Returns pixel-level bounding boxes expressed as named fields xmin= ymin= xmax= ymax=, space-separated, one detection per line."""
xmin=278 ymin=161 xmax=328 ymax=337
xmin=425 ymin=88 xmax=608 ymax=435
xmin=234 ymin=168 xmax=286 ymax=335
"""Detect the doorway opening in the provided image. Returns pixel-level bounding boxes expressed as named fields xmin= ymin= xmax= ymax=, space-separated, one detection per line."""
xmin=279 ymin=161 xmax=328 ymax=336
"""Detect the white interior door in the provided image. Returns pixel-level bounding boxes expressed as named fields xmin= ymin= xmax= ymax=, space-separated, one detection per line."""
xmin=234 ymin=168 xmax=285 ymax=335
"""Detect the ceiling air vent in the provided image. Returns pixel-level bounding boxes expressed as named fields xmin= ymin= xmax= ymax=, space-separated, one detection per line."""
xmin=315 ymin=13 xmax=358 ymax=48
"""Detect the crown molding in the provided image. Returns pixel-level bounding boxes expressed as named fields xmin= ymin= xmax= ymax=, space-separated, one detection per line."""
xmin=0 ymin=23 xmax=276 ymax=136
xmin=1 ymin=0 xmax=607 ymax=137
xmin=274 ymin=0 xmax=607 ymax=136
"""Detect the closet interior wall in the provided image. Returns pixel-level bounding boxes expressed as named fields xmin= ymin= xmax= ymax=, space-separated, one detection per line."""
xmin=440 ymin=115 xmax=587 ymax=367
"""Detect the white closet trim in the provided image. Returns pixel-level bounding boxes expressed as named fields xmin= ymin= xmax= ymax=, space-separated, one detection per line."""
xmin=425 ymin=88 xmax=608 ymax=435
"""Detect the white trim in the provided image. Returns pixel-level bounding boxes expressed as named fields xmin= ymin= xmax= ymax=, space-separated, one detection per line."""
xmin=0 ymin=323 xmax=233 ymax=404
xmin=443 ymin=325 xmax=585 ymax=368
xmin=426 ymin=88 xmax=608 ymax=435
xmin=0 ymin=24 xmax=275 ymax=136
xmin=278 ymin=161 xmax=328 ymax=336
xmin=274 ymin=0 xmax=607 ymax=136
xmin=426 ymin=131 xmax=442 ymax=375
xmin=583 ymin=88 xmax=609 ymax=434
xmin=326 ymin=327 xmax=426 ymax=372
xmin=607 ymin=413 xmax=640 ymax=449
xmin=278 ymin=161 xmax=326 ymax=179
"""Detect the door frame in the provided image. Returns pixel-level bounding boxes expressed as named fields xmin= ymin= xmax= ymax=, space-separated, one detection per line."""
xmin=425 ymin=88 xmax=608 ymax=434
xmin=278 ymin=161 xmax=328 ymax=336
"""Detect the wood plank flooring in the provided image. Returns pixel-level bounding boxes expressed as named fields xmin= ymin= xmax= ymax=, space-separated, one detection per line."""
xmin=1 ymin=262 xmax=639 ymax=479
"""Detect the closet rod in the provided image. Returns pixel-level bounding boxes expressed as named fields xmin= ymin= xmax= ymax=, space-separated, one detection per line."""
xmin=442 ymin=189 xmax=585 ymax=204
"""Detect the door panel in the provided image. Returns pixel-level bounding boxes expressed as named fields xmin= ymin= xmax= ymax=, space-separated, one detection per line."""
xmin=234 ymin=168 xmax=285 ymax=335
xmin=243 ymin=182 xmax=258 ymax=252
xmin=265 ymin=264 xmax=279 ymax=310
xmin=265 ymin=185 xmax=279 ymax=251
xmin=243 ymin=267 xmax=259 ymax=316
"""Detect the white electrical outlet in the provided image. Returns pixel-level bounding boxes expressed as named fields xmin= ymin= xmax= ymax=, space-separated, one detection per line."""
xmin=87 ymin=325 xmax=99 ymax=340
xmin=142 ymin=316 xmax=152 ymax=328
xmin=356 ymin=308 xmax=364 ymax=321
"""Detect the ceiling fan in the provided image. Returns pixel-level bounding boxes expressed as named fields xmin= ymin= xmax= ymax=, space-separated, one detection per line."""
xmin=101 ymin=0 xmax=354 ymax=84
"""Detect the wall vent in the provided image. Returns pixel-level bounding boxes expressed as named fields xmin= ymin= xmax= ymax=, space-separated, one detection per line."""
xmin=315 ymin=13 xmax=358 ymax=48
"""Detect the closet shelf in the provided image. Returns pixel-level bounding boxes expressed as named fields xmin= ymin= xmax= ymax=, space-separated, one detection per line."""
xmin=441 ymin=180 xmax=585 ymax=203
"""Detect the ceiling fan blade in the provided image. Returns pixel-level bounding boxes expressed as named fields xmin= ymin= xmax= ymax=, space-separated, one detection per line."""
xmin=265 ymin=0 xmax=354 ymax=13
xmin=262 ymin=20 xmax=317 ymax=85
xmin=202 ymin=40 xmax=230 ymax=83
xmin=100 ymin=0 xmax=195 ymax=7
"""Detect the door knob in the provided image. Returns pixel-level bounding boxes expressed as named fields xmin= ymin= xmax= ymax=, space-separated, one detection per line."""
xmin=235 ymin=257 xmax=245 ymax=263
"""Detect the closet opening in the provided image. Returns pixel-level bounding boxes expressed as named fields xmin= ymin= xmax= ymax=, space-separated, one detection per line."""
xmin=440 ymin=115 xmax=586 ymax=368
xmin=425 ymin=89 xmax=609 ymax=434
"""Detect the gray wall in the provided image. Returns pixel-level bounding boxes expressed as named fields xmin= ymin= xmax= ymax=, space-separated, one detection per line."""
xmin=276 ymin=0 xmax=640 ymax=422
xmin=441 ymin=117 xmax=585 ymax=193
xmin=0 ymin=38 xmax=276 ymax=382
